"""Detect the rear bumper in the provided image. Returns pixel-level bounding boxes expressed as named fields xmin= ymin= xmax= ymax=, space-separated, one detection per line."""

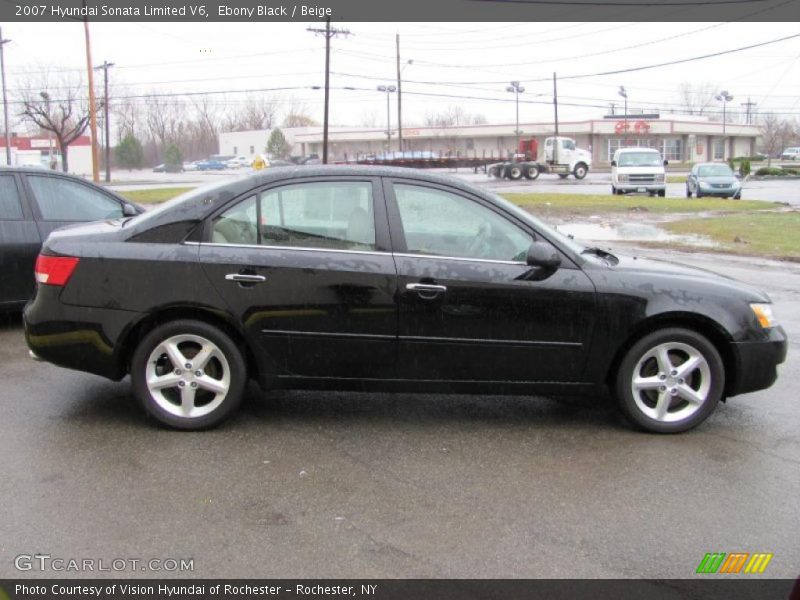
xmin=23 ymin=285 xmax=142 ymax=381
xmin=728 ymin=326 xmax=788 ymax=396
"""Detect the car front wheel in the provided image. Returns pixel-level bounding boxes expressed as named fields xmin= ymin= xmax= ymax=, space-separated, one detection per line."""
xmin=131 ymin=319 xmax=246 ymax=430
xmin=615 ymin=328 xmax=724 ymax=433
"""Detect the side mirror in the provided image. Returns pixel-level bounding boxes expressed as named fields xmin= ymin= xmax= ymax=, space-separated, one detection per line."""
xmin=122 ymin=203 xmax=138 ymax=217
xmin=527 ymin=242 xmax=561 ymax=269
xmin=610 ymin=160 xmax=617 ymax=167
xmin=663 ymin=160 xmax=669 ymax=166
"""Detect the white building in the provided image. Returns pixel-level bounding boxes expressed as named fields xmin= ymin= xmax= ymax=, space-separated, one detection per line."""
xmin=219 ymin=114 xmax=760 ymax=166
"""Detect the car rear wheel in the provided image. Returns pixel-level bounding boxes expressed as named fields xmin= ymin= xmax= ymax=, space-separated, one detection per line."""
xmin=614 ymin=328 xmax=724 ymax=433
xmin=131 ymin=320 xmax=246 ymax=430
xmin=508 ymin=165 xmax=523 ymax=180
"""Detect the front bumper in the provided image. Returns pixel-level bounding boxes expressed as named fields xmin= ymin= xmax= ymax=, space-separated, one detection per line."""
xmin=698 ymin=185 xmax=740 ymax=197
xmin=728 ymin=326 xmax=788 ymax=396
xmin=616 ymin=184 xmax=666 ymax=192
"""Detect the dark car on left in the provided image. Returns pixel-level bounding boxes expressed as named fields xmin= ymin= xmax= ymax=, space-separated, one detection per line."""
xmin=0 ymin=167 xmax=141 ymax=310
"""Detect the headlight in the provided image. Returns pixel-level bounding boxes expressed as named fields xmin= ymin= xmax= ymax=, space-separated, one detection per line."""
xmin=750 ymin=303 xmax=777 ymax=328
xmin=618 ymin=174 xmax=628 ymax=182
xmin=654 ymin=174 xmax=665 ymax=183
xmin=698 ymin=179 xmax=709 ymax=187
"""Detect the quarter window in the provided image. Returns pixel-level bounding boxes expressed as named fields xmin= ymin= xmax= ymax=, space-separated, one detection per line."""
xmin=27 ymin=175 xmax=123 ymax=221
xmin=0 ymin=175 xmax=23 ymax=220
xmin=393 ymin=184 xmax=531 ymax=262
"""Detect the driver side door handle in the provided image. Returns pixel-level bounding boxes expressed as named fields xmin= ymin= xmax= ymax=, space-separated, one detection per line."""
xmin=406 ymin=283 xmax=447 ymax=299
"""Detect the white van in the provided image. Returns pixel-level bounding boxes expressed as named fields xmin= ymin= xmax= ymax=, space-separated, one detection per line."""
xmin=610 ymin=147 xmax=668 ymax=196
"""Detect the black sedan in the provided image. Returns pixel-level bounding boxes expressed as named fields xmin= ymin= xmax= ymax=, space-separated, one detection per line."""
xmin=23 ymin=166 xmax=786 ymax=432
xmin=0 ymin=167 xmax=140 ymax=310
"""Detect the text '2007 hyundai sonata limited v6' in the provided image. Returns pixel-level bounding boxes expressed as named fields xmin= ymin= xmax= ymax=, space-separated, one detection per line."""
xmin=24 ymin=166 xmax=787 ymax=432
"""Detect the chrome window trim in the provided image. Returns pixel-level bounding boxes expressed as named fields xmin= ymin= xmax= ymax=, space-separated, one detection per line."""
xmin=393 ymin=252 xmax=527 ymax=266
xmin=188 ymin=240 xmax=391 ymax=257
xmin=186 ymin=241 xmax=528 ymax=265
xmin=187 ymin=241 xmax=527 ymax=266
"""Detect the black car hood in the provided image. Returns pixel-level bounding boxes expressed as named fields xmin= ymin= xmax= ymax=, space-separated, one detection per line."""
xmin=607 ymin=253 xmax=769 ymax=302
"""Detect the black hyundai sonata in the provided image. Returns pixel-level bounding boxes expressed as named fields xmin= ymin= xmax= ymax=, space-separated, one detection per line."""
xmin=24 ymin=166 xmax=786 ymax=432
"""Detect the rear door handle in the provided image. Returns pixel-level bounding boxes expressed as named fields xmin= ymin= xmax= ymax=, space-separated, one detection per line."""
xmin=225 ymin=273 xmax=266 ymax=283
xmin=406 ymin=283 xmax=447 ymax=299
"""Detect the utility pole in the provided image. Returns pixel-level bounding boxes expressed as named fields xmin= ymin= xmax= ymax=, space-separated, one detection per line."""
xmin=307 ymin=18 xmax=350 ymax=164
xmin=396 ymin=33 xmax=402 ymax=154
xmin=553 ymin=72 xmax=559 ymax=164
xmin=608 ymin=102 xmax=617 ymax=116
xmin=741 ymin=97 xmax=756 ymax=125
xmin=0 ymin=28 xmax=11 ymax=166
xmin=506 ymin=81 xmax=525 ymax=153
xmin=94 ymin=60 xmax=114 ymax=182
xmin=82 ymin=5 xmax=99 ymax=181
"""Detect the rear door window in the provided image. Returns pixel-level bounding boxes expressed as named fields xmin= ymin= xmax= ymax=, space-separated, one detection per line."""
xmin=0 ymin=175 xmax=23 ymax=220
xmin=27 ymin=175 xmax=124 ymax=221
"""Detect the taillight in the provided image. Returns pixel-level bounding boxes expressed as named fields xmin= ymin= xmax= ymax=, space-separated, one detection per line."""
xmin=34 ymin=255 xmax=80 ymax=286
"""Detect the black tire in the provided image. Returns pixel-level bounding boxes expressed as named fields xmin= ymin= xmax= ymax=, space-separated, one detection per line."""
xmin=611 ymin=186 xmax=617 ymax=195
xmin=508 ymin=165 xmax=523 ymax=180
xmin=733 ymin=192 xmax=742 ymax=200
xmin=131 ymin=319 xmax=247 ymax=430
xmin=658 ymin=190 xmax=666 ymax=197
xmin=573 ymin=163 xmax=588 ymax=179
xmin=686 ymin=185 xmax=692 ymax=198
xmin=524 ymin=165 xmax=540 ymax=180
xmin=614 ymin=327 xmax=724 ymax=433
xmin=558 ymin=173 xmax=569 ymax=179
xmin=696 ymin=190 xmax=703 ymax=198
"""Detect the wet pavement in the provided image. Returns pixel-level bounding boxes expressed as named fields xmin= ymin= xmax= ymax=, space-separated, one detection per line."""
xmin=0 ymin=249 xmax=797 ymax=579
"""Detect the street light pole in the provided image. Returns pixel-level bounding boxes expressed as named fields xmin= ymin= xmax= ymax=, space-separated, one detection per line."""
xmin=716 ymin=90 xmax=733 ymax=159
xmin=506 ymin=81 xmax=525 ymax=154
xmin=94 ymin=60 xmax=114 ymax=182
xmin=377 ymin=85 xmax=396 ymax=152
xmin=40 ymin=92 xmax=54 ymax=168
xmin=618 ymin=86 xmax=628 ymax=138
xmin=0 ymin=28 xmax=11 ymax=166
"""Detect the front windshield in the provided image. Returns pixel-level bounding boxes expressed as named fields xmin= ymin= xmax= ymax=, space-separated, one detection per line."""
xmin=617 ymin=152 xmax=663 ymax=167
xmin=696 ymin=164 xmax=733 ymax=177
xmin=487 ymin=191 xmax=587 ymax=255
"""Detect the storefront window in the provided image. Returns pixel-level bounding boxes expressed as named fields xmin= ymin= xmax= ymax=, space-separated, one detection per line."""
xmin=713 ymin=139 xmax=725 ymax=160
xmin=607 ymin=138 xmax=657 ymax=161
xmin=662 ymin=138 xmax=683 ymax=162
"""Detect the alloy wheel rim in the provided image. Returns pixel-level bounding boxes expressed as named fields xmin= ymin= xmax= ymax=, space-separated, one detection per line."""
xmin=145 ymin=334 xmax=230 ymax=419
xmin=630 ymin=341 xmax=711 ymax=423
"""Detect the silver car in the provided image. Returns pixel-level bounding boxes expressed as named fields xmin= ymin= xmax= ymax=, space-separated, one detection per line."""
xmin=686 ymin=163 xmax=742 ymax=199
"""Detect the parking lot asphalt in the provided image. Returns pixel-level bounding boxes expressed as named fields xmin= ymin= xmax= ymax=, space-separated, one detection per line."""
xmin=0 ymin=248 xmax=798 ymax=579
xmin=108 ymin=168 xmax=800 ymax=207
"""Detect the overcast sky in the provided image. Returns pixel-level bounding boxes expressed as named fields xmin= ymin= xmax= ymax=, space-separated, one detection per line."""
xmin=4 ymin=21 xmax=800 ymax=129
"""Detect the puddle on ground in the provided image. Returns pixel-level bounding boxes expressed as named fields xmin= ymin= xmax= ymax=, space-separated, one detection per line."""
xmin=556 ymin=222 xmax=719 ymax=247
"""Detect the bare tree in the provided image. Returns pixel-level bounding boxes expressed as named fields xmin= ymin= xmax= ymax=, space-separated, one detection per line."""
xmin=759 ymin=113 xmax=798 ymax=165
xmin=224 ymin=94 xmax=280 ymax=132
xmin=16 ymin=70 xmax=97 ymax=172
xmin=676 ymin=82 xmax=719 ymax=117
xmin=423 ymin=105 xmax=487 ymax=155
xmin=282 ymin=98 xmax=318 ymax=127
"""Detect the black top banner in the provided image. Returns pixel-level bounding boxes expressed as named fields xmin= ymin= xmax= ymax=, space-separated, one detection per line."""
xmin=2 ymin=0 xmax=800 ymax=21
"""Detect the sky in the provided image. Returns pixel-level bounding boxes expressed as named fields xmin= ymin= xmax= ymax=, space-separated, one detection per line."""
xmin=3 ymin=21 xmax=800 ymax=131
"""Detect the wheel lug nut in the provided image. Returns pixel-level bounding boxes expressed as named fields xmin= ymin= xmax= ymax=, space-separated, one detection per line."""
xmin=659 ymin=374 xmax=666 ymax=380
xmin=670 ymin=370 xmax=677 ymax=376
xmin=678 ymin=378 xmax=684 ymax=384
xmin=178 ymin=381 xmax=185 ymax=387
xmin=190 ymin=382 xmax=197 ymax=388
xmin=670 ymin=388 xmax=678 ymax=395
xmin=659 ymin=385 xmax=666 ymax=392
xmin=195 ymin=370 xmax=203 ymax=377
xmin=185 ymin=363 xmax=192 ymax=369
xmin=174 ymin=369 xmax=181 ymax=375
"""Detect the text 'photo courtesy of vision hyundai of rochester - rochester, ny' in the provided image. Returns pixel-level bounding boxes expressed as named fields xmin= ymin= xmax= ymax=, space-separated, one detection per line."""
xmin=23 ymin=166 xmax=787 ymax=432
